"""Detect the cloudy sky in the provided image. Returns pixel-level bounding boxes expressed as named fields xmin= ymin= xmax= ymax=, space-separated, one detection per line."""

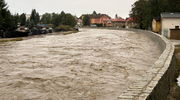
xmin=6 ymin=0 xmax=137 ymax=18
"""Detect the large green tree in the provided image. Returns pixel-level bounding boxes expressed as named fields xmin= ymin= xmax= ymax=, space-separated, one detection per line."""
xmin=63 ymin=13 xmax=77 ymax=27
xmin=30 ymin=9 xmax=40 ymax=25
xmin=130 ymin=0 xmax=151 ymax=29
xmin=130 ymin=0 xmax=180 ymax=29
xmin=41 ymin=13 xmax=52 ymax=24
xmin=0 ymin=0 xmax=16 ymax=31
xmin=51 ymin=13 xmax=61 ymax=27
xmin=82 ymin=15 xmax=90 ymax=26
xmin=19 ymin=13 xmax=26 ymax=26
xmin=51 ymin=11 xmax=77 ymax=27
xmin=93 ymin=11 xmax=97 ymax=15
xmin=59 ymin=11 xmax=66 ymax=25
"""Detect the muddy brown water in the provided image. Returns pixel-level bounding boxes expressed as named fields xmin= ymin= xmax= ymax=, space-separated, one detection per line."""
xmin=0 ymin=29 xmax=161 ymax=100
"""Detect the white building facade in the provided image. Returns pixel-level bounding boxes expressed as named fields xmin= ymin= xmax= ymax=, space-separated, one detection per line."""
xmin=161 ymin=13 xmax=180 ymax=38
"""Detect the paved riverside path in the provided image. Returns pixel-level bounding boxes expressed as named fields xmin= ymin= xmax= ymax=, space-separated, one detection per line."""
xmin=0 ymin=28 xmax=161 ymax=100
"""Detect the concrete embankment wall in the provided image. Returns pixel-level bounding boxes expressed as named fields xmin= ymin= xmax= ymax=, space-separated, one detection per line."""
xmin=130 ymin=30 xmax=176 ymax=100
xmin=117 ymin=29 xmax=176 ymax=100
xmin=85 ymin=27 xmax=176 ymax=100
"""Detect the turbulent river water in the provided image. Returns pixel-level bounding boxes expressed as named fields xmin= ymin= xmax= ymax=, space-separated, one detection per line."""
xmin=0 ymin=29 xmax=161 ymax=100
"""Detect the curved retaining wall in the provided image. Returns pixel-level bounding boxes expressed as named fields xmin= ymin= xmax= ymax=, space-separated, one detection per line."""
xmin=85 ymin=27 xmax=175 ymax=100
xmin=117 ymin=29 xmax=175 ymax=100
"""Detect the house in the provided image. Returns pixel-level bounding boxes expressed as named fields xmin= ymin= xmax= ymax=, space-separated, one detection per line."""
xmin=161 ymin=12 xmax=180 ymax=38
xmin=152 ymin=18 xmax=161 ymax=34
xmin=125 ymin=17 xmax=138 ymax=28
xmin=90 ymin=14 xmax=112 ymax=27
xmin=111 ymin=18 xmax=125 ymax=28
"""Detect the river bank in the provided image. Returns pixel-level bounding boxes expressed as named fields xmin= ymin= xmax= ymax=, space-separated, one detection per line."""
xmin=0 ymin=31 xmax=78 ymax=43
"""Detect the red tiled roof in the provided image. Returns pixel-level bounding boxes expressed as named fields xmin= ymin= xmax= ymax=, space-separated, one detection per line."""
xmin=126 ymin=18 xmax=135 ymax=21
xmin=111 ymin=18 xmax=125 ymax=22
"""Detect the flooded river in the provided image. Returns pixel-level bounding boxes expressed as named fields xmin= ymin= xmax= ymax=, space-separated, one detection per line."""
xmin=0 ymin=29 xmax=161 ymax=100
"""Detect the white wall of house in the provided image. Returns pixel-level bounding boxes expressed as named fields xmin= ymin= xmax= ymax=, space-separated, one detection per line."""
xmin=161 ymin=18 xmax=180 ymax=38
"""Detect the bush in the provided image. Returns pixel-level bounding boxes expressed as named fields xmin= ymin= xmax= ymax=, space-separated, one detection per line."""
xmin=55 ymin=25 xmax=74 ymax=32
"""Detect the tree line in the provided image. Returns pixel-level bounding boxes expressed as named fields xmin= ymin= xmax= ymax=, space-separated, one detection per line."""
xmin=130 ymin=0 xmax=180 ymax=29
xmin=41 ymin=11 xmax=77 ymax=27
xmin=0 ymin=0 xmax=77 ymax=32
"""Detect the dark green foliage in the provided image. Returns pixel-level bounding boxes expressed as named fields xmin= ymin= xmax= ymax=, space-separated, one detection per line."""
xmin=82 ymin=15 xmax=90 ymax=26
xmin=0 ymin=0 xmax=8 ymax=30
xmin=0 ymin=0 xmax=17 ymax=31
xmin=55 ymin=25 xmax=74 ymax=31
xmin=63 ymin=13 xmax=76 ymax=27
xmin=19 ymin=13 xmax=26 ymax=26
xmin=12 ymin=13 xmax=20 ymax=25
xmin=59 ymin=11 xmax=66 ymax=25
xmin=41 ymin=13 xmax=52 ymax=24
xmin=5 ymin=11 xmax=17 ymax=30
xmin=0 ymin=0 xmax=77 ymax=33
xmin=130 ymin=0 xmax=180 ymax=29
xmin=25 ymin=19 xmax=31 ymax=27
xmin=93 ymin=11 xmax=97 ymax=15
xmin=130 ymin=0 xmax=151 ymax=29
xmin=42 ymin=11 xmax=77 ymax=28
xmin=11 ymin=14 xmax=20 ymax=29
xmin=51 ymin=13 xmax=61 ymax=27
xmin=30 ymin=9 xmax=40 ymax=25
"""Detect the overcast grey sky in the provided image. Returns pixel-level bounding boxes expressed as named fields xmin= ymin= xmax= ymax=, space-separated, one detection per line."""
xmin=6 ymin=0 xmax=137 ymax=18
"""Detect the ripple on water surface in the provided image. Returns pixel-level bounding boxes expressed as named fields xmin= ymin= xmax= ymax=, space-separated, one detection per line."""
xmin=0 ymin=29 xmax=161 ymax=100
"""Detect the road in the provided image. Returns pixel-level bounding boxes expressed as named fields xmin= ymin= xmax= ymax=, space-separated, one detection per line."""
xmin=0 ymin=28 xmax=161 ymax=100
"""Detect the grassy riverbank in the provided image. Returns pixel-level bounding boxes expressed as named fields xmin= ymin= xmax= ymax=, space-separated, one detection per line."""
xmin=0 ymin=38 xmax=23 ymax=43
xmin=0 ymin=31 xmax=79 ymax=43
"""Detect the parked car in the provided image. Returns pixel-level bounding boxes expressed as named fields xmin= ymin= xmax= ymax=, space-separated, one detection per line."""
xmin=30 ymin=26 xmax=41 ymax=35
xmin=15 ymin=26 xmax=30 ymax=37
xmin=47 ymin=27 xmax=53 ymax=33
xmin=41 ymin=27 xmax=48 ymax=34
